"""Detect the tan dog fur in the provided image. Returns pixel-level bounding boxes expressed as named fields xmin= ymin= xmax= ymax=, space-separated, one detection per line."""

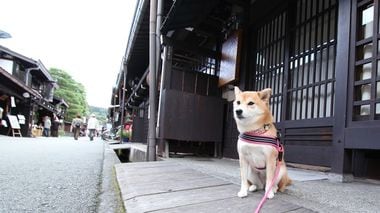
xmin=233 ymin=87 xmax=291 ymax=199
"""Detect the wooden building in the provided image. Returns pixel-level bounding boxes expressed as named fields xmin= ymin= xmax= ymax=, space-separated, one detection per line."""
xmin=0 ymin=45 xmax=67 ymax=137
xmin=111 ymin=0 xmax=380 ymax=180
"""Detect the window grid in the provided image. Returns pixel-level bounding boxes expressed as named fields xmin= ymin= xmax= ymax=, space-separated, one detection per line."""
xmin=255 ymin=12 xmax=287 ymax=122
xmin=172 ymin=50 xmax=217 ymax=76
xmin=253 ymin=0 xmax=337 ymax=122
xmin=288 ymin=0 xmax=337 ymax=120
xmin=352 ymin=0 xmax=380 ymax=121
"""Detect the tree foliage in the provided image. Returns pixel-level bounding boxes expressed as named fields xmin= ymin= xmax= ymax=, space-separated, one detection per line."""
xmin=49 ymin=68 xmax=89 ymax=121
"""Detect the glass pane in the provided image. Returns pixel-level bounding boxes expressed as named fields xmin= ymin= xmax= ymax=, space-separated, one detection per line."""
xmin=329 ymin=7 xmax=336 ymax=42
xmin=301 ymin=88 xmax=307 ymax=119
xmin=313 ymin=86 xmax=320 ymax=118
xmin=359 ymin=105 xmax=370 ymax=116
xmin=291 ymin=91 xmax=296 ymax=120
xmin=358 ymin=5 xmax=374 ymax=40
xmin=321 ymin=48 xmax=328 ymax=81
xmin=323 ymin=12 xmax=329 ymax=44
xmin=354 ymin=105 xmax=369 ymax=117
xmin=309 ymin=53 xmax=315 ymax=84
xmin=298 ymin=58 xmax=304 ymax=86
xmin=376 ymin=103 xmax=380 ymax=115
xmin=355 ymin=84 xmax=371 ymax=101
xmin=277 ymin=96 xmax=282 ymax=121
xmin=328 ymin=45 xmax=335 ymax=79
xmin=356 ymin=43 xmax=373 ymax=60
xmin=319 ymin=84 xmax=326 ymax=118
xmin=355 ymin=63 xmax=372 ymax=81
xmin=377 ymin=82 xmax=380 ymax=98
xmin=307 ymin=87 xmax=313 ymax=118
xmin=326 ymin=82 xmax=333 ymax=117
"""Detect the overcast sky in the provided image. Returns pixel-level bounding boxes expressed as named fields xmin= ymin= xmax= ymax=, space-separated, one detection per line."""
xmin=0 ymin=0 xmax=137 ymax=108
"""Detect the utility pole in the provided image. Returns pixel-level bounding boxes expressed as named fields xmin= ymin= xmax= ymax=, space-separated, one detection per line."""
xmin=147 ymin=0 xmax=157 ymax=161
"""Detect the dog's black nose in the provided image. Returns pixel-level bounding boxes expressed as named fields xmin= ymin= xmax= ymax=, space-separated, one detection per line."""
xmin=235 ymin=109 xmax=243 ymax=116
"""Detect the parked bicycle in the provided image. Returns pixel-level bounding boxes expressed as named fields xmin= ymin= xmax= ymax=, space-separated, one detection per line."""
xmin=101 ymin=125 xmax=121 ymax=143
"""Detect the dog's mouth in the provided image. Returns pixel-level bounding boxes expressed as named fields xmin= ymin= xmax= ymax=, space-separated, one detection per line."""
xmin=235 ymin=114 xmax=245 ymax=119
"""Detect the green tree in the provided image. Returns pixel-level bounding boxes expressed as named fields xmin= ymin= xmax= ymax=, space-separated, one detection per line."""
xmin=49 ymin=68 xmax=89 ymax=121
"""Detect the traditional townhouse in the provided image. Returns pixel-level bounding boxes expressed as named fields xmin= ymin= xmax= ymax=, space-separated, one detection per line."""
xmin=111 ymin=0 xmax=380 ymax=180
xmin=0 ymin=45 xmax=67 ymax=136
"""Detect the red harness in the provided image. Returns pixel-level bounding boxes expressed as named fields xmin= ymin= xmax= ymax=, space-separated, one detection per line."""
xmin=239 ymin=129 xmax=284 ymax=213
xmin=239 ymin=130 xmax=285 ymax=213
xmin=239 ymin=131 xmax=284 ymax=161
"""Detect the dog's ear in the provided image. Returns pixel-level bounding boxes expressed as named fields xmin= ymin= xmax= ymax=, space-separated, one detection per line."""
xmin=259 ymin=88 xmax=272 ymax=103
xmin=234 ymin=86 xmax=242 ymax=96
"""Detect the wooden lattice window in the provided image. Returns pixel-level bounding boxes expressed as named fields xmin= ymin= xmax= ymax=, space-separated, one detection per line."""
xmin=172 ymin=49 xmax=217 ymax=76
xmin=254 ymin=0 xmax=337 ymax=122
xmin=255 ymin=12 xmax=287 ymax=122
xmin=288 ymin=0 xmax=337 ymax=120
xmin=351 ymin=0 xmax=380 ymax=121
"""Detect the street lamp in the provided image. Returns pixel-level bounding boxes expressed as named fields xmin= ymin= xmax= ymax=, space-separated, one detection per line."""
xmin=0 ymin=30 xmax=12 ymax=39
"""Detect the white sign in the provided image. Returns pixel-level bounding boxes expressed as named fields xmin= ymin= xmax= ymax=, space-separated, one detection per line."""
xmin=17 ymin=114 xmax=25 ymax=125
xmin=7 ymin=115 xmax=20 ymax=129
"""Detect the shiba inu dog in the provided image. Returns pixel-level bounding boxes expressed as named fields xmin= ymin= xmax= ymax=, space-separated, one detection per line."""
xmin=233 ymin=87 xmax=291 ymax=199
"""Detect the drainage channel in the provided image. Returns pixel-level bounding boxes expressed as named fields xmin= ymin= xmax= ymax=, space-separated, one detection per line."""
xmin=109 ymin=143 xmax=147 ymax=163
xmin=114 ymin=148 xmax=131 ymax=163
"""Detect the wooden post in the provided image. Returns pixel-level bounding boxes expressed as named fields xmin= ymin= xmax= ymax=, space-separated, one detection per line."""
xmin=331 ymin=0 xmax=351 ymax=176
xmin=147 ymin=0 xmax=158 ymax=161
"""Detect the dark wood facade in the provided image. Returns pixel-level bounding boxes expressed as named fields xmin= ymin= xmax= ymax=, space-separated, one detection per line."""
xmin=111 ymin=0 xmax=380 ymax=179
xmin=0 ymin=45 xmax=66 ymax=137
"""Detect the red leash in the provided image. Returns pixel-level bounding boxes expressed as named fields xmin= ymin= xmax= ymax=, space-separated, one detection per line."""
xmin=254 ymin=160 xmax=281 ymax=213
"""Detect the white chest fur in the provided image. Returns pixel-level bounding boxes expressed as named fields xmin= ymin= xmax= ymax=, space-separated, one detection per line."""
xmin=237 ymin=139 xmax=275 ymax=169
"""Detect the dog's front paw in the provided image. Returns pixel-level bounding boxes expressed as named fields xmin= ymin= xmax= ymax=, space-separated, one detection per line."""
xmin=266 ymin=191 xmax=274 ymax=199
xmin=248 ymin=185 xmax=257 ymax=192
xmin=238 ymin=190 xmax=248 ymax=198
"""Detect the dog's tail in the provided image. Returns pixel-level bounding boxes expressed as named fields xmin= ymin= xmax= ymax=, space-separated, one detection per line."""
xmin=278 ymin=173 xmax=292 ymax=192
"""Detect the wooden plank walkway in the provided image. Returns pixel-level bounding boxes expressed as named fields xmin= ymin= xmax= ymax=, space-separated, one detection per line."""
xmin=115 ymin=161 xmax=314 ymax=213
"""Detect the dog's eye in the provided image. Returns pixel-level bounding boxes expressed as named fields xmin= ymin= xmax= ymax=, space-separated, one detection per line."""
xmin=237 ymin=101 xmax=241 ymax=105
xmin=248 ymin=102 xmax=255 ymax=106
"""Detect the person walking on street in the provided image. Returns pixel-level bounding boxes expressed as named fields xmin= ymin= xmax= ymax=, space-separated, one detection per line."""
xmin=51 ymin=114 xmax=60 ymax=137
xmin=87 ymin=114 xmax=98 ymax=141
xmin=43 ymin=116 xmax=51 ymax=137
xmin=71 ymin=115 xmax=82 ymax=140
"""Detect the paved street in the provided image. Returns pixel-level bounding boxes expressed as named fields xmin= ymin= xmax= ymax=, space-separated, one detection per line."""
xmin=0 ymin=136 xmax=123 ymax=213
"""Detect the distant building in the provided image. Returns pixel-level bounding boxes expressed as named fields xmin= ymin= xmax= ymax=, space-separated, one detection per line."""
xmin=0 ymin=45 xmax=68 ymax=136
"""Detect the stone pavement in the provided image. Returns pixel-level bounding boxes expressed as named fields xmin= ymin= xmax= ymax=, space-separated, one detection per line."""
xmin=0 ymin=136 xmax=110 ymax=212
xmin=114 ymin=144 xmax=380 ymax=213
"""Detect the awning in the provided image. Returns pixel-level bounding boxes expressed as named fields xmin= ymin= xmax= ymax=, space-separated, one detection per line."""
xmin=0 ymin=67 xmax=41 ymax=98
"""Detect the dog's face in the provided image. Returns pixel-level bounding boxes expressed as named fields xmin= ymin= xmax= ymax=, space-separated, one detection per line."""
xmin=233 ymin=87 xmax=272 ymax=131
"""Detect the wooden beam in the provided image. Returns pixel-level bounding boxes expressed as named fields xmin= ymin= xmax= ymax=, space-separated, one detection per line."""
xmin=162 ymin=37 xmax=220 ymax=60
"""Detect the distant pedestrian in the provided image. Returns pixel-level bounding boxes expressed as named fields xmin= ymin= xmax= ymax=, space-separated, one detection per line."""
xmin=51 ymin=114 xmax=60 ymax=137
xmin=43 ymin=116 xmax=51 ymax=137
xmin=87 ymin=114 xmax=98 ymax=141
xmin=71 ymin=115 xmax=83 ymax=140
